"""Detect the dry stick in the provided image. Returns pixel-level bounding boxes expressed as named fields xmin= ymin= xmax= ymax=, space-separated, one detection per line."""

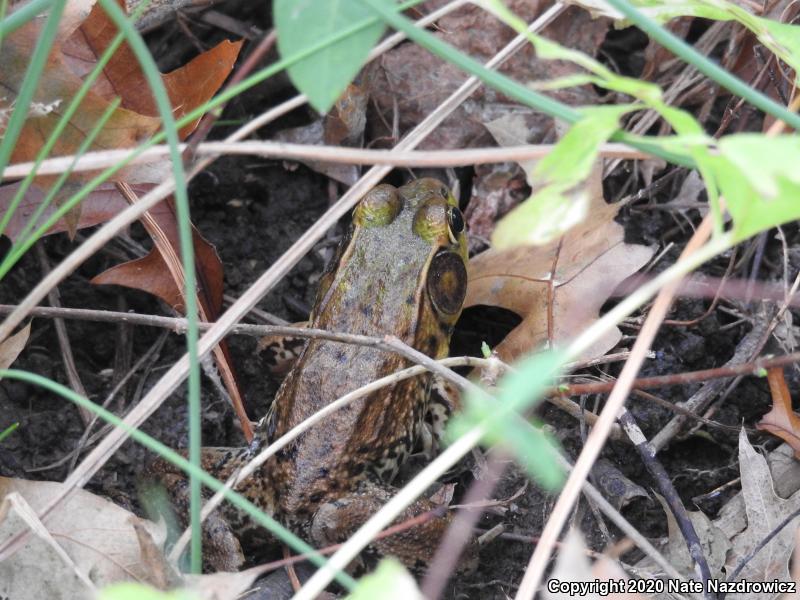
xmin=0 ymin=301 xmax=618 ymax=439
xmin=9 ymin=302 xmax=800 ymax=385
xmin=515 ymin=211 xmax=718 ymax=600
xmin=617 ymin=408 xmax=712 ymax=590
xmin=0 ymin=0 xmax=474 ymax=561
xmin=2 ymin=141 xmax=647 ymax=179
xmin=7 ymin=302 xmax=800 ymax=433
xmin=422 ymin=452 xmax=507 ymax=599
xmin=35 ymin=245 xmax=92 ymax=426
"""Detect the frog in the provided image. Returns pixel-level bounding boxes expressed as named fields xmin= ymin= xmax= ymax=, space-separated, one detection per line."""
xmin=148 ymin=178 xmax=470 ymax=572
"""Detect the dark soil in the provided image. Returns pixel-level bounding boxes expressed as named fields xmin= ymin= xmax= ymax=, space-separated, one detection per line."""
xmin=0 ymin=2 xmax=793 ymax=599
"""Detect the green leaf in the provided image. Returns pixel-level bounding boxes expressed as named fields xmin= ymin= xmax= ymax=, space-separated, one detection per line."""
xmin=492 ymin=105 xmax=635 ymax=248
xmin=346 ymin=559 xmax=423 ymax=600
xmin=447 ymin=350 xmax=566 ymax=489
xmin=98 ymin=583 xmax=196 ymax=600
xmin=712 ymin=135 xmax=800 ymax=242
xmin=274 ymin=0 xmax=387 ymax=113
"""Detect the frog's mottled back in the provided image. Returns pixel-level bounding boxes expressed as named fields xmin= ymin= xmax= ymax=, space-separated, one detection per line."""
xmin=266 ymin=178 xmax=467 ymax=521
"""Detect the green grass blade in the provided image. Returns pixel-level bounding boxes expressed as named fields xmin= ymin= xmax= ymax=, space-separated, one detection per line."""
xmin=0 ymin=0 xmax=54 ymax=38
xmin=93 ymin=0 xmax=202 ymax=572
xmin=0 ymin=421 xmax=18 ymax=442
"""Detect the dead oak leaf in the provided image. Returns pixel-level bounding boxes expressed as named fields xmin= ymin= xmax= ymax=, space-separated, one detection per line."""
xmin=0 ymin=477 xmax=169 ymax=597
xmin=464 ymin=168 xmax=655 ymax=363
xmin=727 ymin=429 xmax=800 ymax=593
xmin=62 ymin=0 xmax=242 ymax=139
xmin=757 ymin=367 xmax=800 ymax=458
xmin=0 ymin=323 xmax=31 ymax=368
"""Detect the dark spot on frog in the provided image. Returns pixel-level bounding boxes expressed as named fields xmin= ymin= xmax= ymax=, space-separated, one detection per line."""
xmin=426 ymin=334 xmax=439 ymax=352
xmin=277 ymin=445 xmax=298 ymax=462
xmin=309 ymin=491 xmax=324 ymax=504
xmin=348 ymin=463 xmax=365 ymax=477
xmin=361 ymin=305 xmax=373 ymax=318
xmin=358 ymin=445 xmax=370 ymax=454
xmin=335 ymin=348 xmax=347 ymax=363
xmin=406 ymin=294 xmax=415 ymax=306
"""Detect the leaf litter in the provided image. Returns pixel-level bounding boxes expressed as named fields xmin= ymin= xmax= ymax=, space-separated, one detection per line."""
xmin=464 ymin=163 xmax=655 ymax=363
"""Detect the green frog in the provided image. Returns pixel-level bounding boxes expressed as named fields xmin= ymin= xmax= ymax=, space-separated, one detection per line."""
xmin=149 ymin=178 xmax=469 ymax=571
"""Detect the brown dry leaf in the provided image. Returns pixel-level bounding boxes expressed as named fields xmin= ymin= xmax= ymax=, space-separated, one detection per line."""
xmin=91 ymin=195 xmax=224 ymax=314
xmin=726 ymin=429 xmax=800 ymax=594
xmin=0 ymin=477 xmax=167 ymax=598
xmin=464 ymin=167 xmax=655 ymax=363
xmin=757 ymin=367 xmax=800 ymax=459
xmin=62 ymin=0 xmax=242 ymax=139
xmin=274 ymin=82 xmax=368 ymax=185
xmin=91 ymin=191 xmax=252 ymax=439
xmin=2 ymin=0 xmax=241 ymax=236
xmin=365 ymin=2 xmax=606 ymax=150
xmin=0 ymin=323 xmax=31 ymax=369
xmin=0 ymin=181 xmax=143 ymax=242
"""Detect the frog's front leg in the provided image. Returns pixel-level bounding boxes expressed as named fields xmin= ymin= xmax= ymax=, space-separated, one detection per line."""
xmin=309 ymin=479 xmax=453 ymax=569
xmin=145 ymin=447 xmax=254 ymax=571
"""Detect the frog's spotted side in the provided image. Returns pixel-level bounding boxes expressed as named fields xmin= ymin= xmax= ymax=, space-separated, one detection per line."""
xmin=149 ymin=178 xmax=469 ymax=570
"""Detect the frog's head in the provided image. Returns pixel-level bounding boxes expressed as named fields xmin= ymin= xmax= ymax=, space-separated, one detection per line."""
xmin=312 ymin=178 xmax=467 ymax=358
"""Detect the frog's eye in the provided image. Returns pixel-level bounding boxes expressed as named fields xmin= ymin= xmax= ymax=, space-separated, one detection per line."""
xmin=440 ymin=185 xmax=449 ymax=198
xmin=427 ymin=250 xmax=467 ymax=315
xmin=446 ymin=206 xmax=464 ymax=244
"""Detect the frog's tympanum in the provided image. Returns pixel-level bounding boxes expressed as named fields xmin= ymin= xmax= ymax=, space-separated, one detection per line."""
xmin=149 ymin=178 xmax=469 ymax=571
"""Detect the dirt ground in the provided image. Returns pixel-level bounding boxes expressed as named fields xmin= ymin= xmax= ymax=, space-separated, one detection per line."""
xmin=0 ymin=1 xmax=793 ymax=598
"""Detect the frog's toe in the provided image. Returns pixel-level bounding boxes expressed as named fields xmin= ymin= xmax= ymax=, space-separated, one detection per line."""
xmin=203 ymin=511 xmax=245 ymax=572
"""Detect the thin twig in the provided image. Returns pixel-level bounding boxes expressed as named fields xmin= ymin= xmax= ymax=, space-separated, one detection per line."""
xmin=422 ymin=452 xmax=506 ymax=598
xmin=618 ymin=408 xmax=712 ymax=593
xmin=35 ymin=245 xmax=92 ymax=425
xmin=723 ymin=505 xmax=800 ymax=596
xmin=1 ymin=141 xmax=648 ymax=180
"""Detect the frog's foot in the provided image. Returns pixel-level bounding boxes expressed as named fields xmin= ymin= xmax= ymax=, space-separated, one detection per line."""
xmin=420 ymin=377 xmax=461 ymax=458
xmin=309 ymin=480 xmax=451 ymax=570
xmin=257 ymin=322 xmax=309 ymax=375
xmin=145 ymin=447 xmax=252 ymax=572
